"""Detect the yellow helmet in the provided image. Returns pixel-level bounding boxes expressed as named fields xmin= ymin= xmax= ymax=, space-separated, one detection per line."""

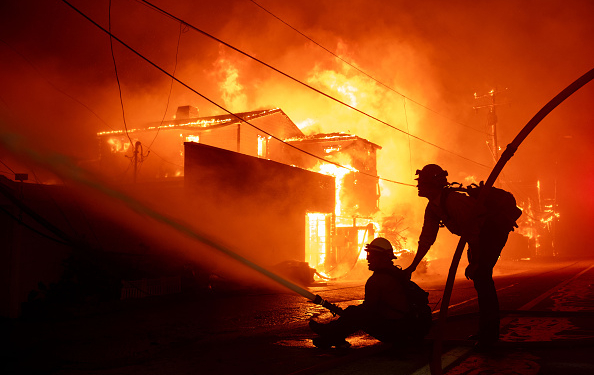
xmin=415 ymin=164 xmax=448 ymax=187
xmin=365 ymin=237 xmax=396 ymax=259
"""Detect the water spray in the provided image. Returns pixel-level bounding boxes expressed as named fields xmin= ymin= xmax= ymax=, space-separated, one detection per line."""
xmin=0 ymin=130 xmax=344 ymax=315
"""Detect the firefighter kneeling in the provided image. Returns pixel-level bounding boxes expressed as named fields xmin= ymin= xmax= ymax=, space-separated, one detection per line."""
xmin=309 ymin=237 xmax=432 ymax=349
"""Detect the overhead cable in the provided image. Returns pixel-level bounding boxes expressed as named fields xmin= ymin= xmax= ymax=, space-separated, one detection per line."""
xmin=249 ymin=0 xmax=488 ymax=135
xmin=147 ymin=22 xmax=185 ymax=151
xmin=135 ymin=0 xmax=490 ymax=169
xmin=0 ymin=38 xmax=115 ymax=131
xmin=0 ymin=205 xmax=70 ymax=245
xmin=0 ymin=178 xmax=73 ymax=244
xmin=0 ymin=159 xmax=16 ymax=174
xmin=403 ymin=98 xmax=414 ymax=179
xmin=60 ymin=0 xmax=415 ymax=186
xmin=109 ymin=0 xmax=133 ymax=148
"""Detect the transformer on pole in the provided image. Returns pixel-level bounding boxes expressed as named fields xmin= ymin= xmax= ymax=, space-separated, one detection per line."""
xmin=473 ymin=88 xmax=509 ymax=164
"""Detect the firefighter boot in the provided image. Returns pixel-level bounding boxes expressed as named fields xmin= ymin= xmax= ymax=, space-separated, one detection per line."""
xmin=312 ymin=336 xmax=351 ymax=349
xmin=309 ymin=319 xmax=332 ymax=335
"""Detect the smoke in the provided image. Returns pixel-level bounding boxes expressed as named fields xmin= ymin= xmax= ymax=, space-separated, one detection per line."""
xmin=1 ymin=0 xmax=593 ymax=268
xmin=211 ymin=47 xmax=248 ymax=111
xmin=0 ymin=129 xmax=309 ymax=294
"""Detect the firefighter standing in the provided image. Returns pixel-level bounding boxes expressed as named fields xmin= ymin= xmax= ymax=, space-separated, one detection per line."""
xmin=309 ymin=237 xmax=431 ymax=348
xmin=404 ymin=164 xmax=511 ymax=350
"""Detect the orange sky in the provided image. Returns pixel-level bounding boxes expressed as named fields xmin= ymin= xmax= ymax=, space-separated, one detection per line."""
xmin=0 ymin=0 xmax=593 ymax=256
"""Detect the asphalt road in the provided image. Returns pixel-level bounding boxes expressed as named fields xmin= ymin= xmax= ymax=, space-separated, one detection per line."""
xmin=3 ymin=258 xmax=593 ymax=374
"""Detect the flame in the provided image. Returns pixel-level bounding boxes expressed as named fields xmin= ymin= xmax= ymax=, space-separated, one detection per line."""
xmin=306 ymin=212 xmax=328 ymax=269
xmin=298 ymin=54 xmax=412 ymax=140
xmin=257 ymin=135 xmax=268 ymax=157
xmin=313 ymin=162 xmax=357 ymax=215
xmin=296 ymin=118 xmax=316 ymax=130
xmin=107 ymin=137 xmax=131 ymax=153
xmin=307 ymin=69 xmax=359 ymax=107
xmin=337 ymin=82 xmax=359 ymax=106
xmin=540 ymin=212 xmax=560 ymax=225
xmin=307 ymin=158 xmax=382 ymax=274
xmin=514 ymin=181 xmax=562 ymax=258
xmin=356 ymin=225 xmax=375 ymax=260
xmin=212 ymin=49 xmax=246 ymax=111
xmin=97 ymin=117 xmax=235 ymax=136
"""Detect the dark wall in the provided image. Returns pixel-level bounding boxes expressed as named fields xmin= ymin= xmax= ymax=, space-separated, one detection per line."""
xmin=184 ymin=142 xmax=335 ymax=266
xmin=0 ymin=176 xmax=196 ymax=318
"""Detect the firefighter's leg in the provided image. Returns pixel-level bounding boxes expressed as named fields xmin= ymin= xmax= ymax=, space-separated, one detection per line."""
xmin=310 ymin=306 xmax=363 ymax=348
xmin=472 ymin=225 xmax=509 ymax=346
xmin=472 ymin=265 xmax=500 ymax=344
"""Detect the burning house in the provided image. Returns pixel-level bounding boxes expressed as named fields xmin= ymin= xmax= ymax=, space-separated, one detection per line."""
xmin=183 ymin=142 xmax=335 ymax=284
xmin=275 ymin=133 xmax=382 ymax=278
xmin=97 ymin=106 xmax=384 ymax=279
xmin=96 ymin=107 xmax=303 ymax=182
xmin=278 ymin=133 xmax=381 ymax=217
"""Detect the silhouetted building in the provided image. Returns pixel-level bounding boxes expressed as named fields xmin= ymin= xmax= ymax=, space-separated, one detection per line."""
xmin=184 ymin=142 xmax=334 ymax=267
xmin=97 ymin=107 xmax=303 ymax=182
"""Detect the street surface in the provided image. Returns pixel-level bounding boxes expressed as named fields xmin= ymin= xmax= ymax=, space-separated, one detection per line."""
xmin=2 ymin=258 xmax=594 ymax=374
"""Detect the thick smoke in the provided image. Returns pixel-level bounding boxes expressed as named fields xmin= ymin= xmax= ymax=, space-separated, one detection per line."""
xmin=1 ymin=0 xmax=593 ymax=271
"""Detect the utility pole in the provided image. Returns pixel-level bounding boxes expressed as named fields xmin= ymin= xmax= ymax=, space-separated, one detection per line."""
xmin=128 ymin=141 xmax=149 ymax=183
xmin=473 ymin=88 xmax=508 ymax=164
xmin=133 ymin=141 xmax=140 ymax=183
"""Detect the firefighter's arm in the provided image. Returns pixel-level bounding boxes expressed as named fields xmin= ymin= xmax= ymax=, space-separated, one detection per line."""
xmin=405 ymin=207 xmax=439 ymax=278
xmin=403 ymin=242 xmax=431 ymax=278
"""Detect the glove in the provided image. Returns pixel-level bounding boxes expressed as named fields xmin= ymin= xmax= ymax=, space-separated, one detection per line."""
xmin=402 ymin=266 xmax=414 ymax=279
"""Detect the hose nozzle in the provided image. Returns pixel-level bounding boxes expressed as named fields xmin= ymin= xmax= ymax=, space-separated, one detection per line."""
xmin=313 ymin=294 xmax=344 ymax=316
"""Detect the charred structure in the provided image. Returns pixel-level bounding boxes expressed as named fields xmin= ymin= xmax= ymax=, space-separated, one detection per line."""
xmin=96 ymin=107 xmax=303 ymax=181
xmin=96 ymin=106 xmax=384 ymax=280
xmin=280 ymin=133 xmax=381 ymax=218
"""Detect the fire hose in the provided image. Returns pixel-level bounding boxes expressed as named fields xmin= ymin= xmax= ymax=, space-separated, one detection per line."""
xmin=312 ymin=294 xmax=345 ymax=316
xmin=430 ymin=67 xmax=594 ymax=375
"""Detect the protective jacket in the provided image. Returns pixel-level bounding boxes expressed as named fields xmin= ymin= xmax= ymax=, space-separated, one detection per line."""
xmin=362 ymin=265 xmax=410 ymax=320
xmin=418 ymin=189 xmax=482 ymax=251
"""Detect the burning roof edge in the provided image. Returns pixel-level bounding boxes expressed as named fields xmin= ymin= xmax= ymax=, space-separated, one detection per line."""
xmin=96 ymin=108 xmax=295 ymax=136
xmin=284 ymin=132 xmax=382 ymax=150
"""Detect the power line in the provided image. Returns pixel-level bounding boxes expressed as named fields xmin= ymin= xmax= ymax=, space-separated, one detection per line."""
xmin=147 ymin=22 xmax=185 ymax=151
xmin=403 ymin=98 xmax=414 ymax=179
xmin=146 ymin=149 xmax=183 ymax=168
xmin=0 ymin=205 xmax=70 ymax=245
xmin=0 ymin=38 xmax=115 ymax=132
xmin=60 ymin=0 xmax=414 ymax=187
xmin=109 ymin=0 xmax=133 ymax=148
xmin=134 ymin=0 xmax=490 ymax=169
xmin=0 ymin=159 xmax=15 ymax=174
xmin=249 ymin=0 xmax=488 ymax=136
xmin=0 ymin=178 xmax=73 ymax=245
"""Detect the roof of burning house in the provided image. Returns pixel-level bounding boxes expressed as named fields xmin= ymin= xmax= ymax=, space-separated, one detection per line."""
xmin=97 ymin=108 xmax=302 ymax=137
xmin=284 ymin=132 xmax=382 ymax=150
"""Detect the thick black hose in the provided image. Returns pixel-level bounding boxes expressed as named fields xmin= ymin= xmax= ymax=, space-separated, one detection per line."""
xmin=313 ymin=295 xmax=345 ymax=316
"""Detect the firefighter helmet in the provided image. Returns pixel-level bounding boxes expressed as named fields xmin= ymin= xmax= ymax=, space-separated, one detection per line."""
xmin=365 ymin=237 xmax=396 ymax=259
xmin=415 ymin=164 xmax=448 ymax=187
